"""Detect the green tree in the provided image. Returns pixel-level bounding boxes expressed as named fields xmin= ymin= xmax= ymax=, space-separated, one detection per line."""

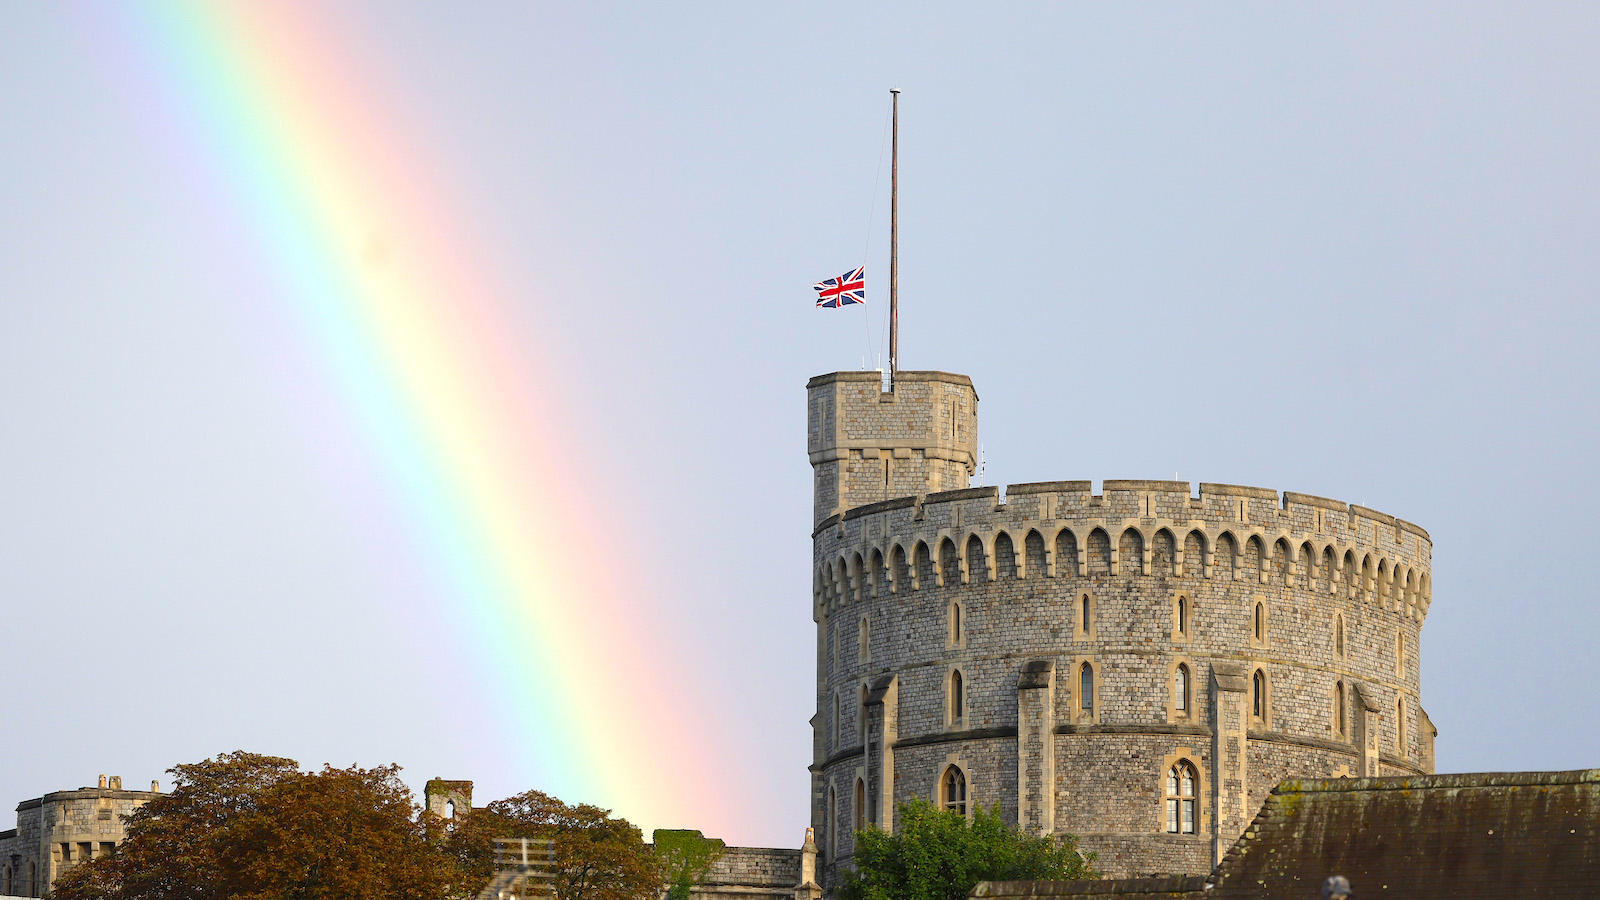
xmin=652 ymin=829 xmax=726 ymax=900
xmin=54 ymin=751 xmax=450 ymax=900
xmin=446 ymin=789 xmax=664 ymax=900
xmin=838 ymin=799 xmax=1096 ymax=900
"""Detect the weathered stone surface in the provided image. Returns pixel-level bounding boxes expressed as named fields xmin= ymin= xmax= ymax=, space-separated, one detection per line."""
xmin=0 ymin=778 xmax=160 ymax=897
xmin=808 ymin=370 xmax=1434 ymax=882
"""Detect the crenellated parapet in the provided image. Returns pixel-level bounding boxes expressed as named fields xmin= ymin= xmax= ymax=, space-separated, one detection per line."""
xmin=805 ymin=370 xmax=1437 ymax=883
xmin=812 ymin=481 xmax=1431 ymax=622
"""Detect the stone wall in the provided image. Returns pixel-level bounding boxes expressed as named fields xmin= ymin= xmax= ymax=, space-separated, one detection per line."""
xmin=808 ymin=370 xmax=1434 ymax=883
xmin=0 ymin=778 xmax=158 ymax=897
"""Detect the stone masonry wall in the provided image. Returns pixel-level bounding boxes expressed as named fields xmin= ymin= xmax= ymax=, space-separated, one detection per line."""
xmin=0 ymin=783 xmax=157 ymax=897
xmin=808 ymin=371 xmax=1434 ymax=885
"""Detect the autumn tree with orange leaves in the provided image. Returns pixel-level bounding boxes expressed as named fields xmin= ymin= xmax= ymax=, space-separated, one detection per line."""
xmin=443 ymin=788 xmax=665 ymax=900
xmin=55 ymin=751 xmax=665 ymax=900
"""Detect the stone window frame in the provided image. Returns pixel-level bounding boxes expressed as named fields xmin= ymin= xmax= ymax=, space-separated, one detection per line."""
xmin=1333 ymin=611 xmax=1346 ymax=660
xmin=1249 ymin=595 xmax=1270 ymax=649
xmin=945 ymin=665 xmax=969 ymax=730
xmin=937 ymin=752 xmax=976 ymax=822
xmin=1157 ymin=747 xmax=1208 ymax=837
xmin=1074 ymin=591 xmax=1096 ymax=641
xmin=1333 ymin=680 xmax=1347 ymax=739
xmin=1166 ymin=657 xmax=1195 ymax=724
xmin=852 ymin=774 xmax=868 ymax=834
xmin=947 ymin=599 xmax=967 ymax=650
xmin=1250 ymin=667 xmax=1271 ymax=725
xmin=1171 ymin=591 xmax=1192 ymax=642
xmin=1072 ymin=656 xmax=1100 ymax=724
xmin=1396 ymin=695 xmax=1409 ymax=758
xmin=1395 ymin=630 xmax=1407 ymax=677
xmin=858 ymin=616 xmax=872 ymax=665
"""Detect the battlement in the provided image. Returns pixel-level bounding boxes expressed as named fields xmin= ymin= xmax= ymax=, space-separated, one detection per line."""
xmin=805 ymin=367 xmax=1437 ymax=882
xmin=819 ymin=481 xmax=1428 ymax=558
xmin=807 ymin=371 xmax=979 ymax=525
xmin=813 ymin=476 xmax=1432 ymax=626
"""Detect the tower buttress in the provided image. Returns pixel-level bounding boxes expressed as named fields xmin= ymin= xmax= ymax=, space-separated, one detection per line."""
xmin=806 ymin=371 xmax=978 ymax=526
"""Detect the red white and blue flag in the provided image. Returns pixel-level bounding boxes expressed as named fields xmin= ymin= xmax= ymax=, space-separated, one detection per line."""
xmin=814 ymin=266 xmax=865 ymax=308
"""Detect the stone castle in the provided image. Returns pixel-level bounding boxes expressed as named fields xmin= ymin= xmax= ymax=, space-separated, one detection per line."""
xmin=806 ymin=369 xmax=1435 ymax=880
xmin=0 ymin=776 xmax=160 ymax=898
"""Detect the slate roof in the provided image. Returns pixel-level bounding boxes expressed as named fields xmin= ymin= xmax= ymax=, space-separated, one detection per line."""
xmin=1209 ymin=769 xmax=1600 ymax=898
xmin=972 ymin=769 xmax=1600 ymax=900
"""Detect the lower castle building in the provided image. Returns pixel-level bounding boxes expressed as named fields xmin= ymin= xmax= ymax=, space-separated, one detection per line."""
xmin=0 ymin=776 xmax=159 ymax=898
xmin=807 ymin=369 xmax=1435 ymax=880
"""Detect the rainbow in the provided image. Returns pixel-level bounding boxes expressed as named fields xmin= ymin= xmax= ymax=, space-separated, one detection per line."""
xmin=126 ymin=4 xmax=743 ymax=835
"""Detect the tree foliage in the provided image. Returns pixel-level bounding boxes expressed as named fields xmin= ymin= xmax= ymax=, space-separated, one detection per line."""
xmin=54 ymin=751 xmax=449 ymax=900
xmin=837 ymin=799 xmax=1096 ymax=900
xmin=652 ymin=829 xmax=726 ymax=900
xmin=444 ymin=789 xmax=664 ymax=900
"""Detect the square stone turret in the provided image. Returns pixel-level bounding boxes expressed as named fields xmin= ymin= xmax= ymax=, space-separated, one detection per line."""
xmin=806 ymin=371 xmax=978 ymax=526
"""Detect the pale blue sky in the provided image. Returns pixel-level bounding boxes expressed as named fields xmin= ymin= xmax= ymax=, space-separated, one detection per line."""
xmin=2 ymin=3 xmax=1598 ymax=846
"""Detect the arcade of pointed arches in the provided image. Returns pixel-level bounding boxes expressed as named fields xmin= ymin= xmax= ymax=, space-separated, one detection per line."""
xmin=816 ymin=525 xmax=1430 ymax=620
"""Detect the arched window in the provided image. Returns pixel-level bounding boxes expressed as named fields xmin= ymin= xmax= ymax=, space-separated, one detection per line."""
xmin=1081 ymin=593 xmax=1092 ymax=633
xmin=1397 ymin=697 xmax=1408 ymax=755
xmin=1252 ymin=669 xmax=1267 ymax=720
xmin=1335 ymin=681 xmax=1346 ymax=737
xmin=941 ymin=765 xmax=968 ymax=815
xmin=949 ymin=670 xmax=964 ymax=725
xmin=859 ymin=617 xmax=870 ymax=663
xmin=446 ymin=800 xmax=456 ymax=819
xmin=1397 ymin=631 xmax=1406 ymax=675
xmin=1079 ymin=663 xmax=1095 ymax=711
xmin=1334 ymin=614 xmax=1345 ymax=657
xmin=1253 ymin=602 xmax=1265 ymax=642
xmin=1176 ymin=596 xmax=1188 ymax=635
xmin=1174 ymin=664 xmax=1190 ymax=714
xmin=1165 ymin=761 xmax=1198 ymax=834
xmin=854 ymin=778 xmax=866 ymax=832
xmin=949 ymin=602 xmax=963 ymax=644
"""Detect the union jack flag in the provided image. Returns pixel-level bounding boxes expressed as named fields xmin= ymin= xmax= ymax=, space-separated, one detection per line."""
xmin=814 ymin=266 xmax=865 ymax=308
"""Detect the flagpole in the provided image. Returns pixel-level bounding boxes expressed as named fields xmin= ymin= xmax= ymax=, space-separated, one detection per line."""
xmin=889 ymin=89 xmax=899 ymax=388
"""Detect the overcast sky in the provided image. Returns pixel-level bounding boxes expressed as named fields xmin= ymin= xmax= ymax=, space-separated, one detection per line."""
xmin=3 ymin=3 xmax=1598 ymax=847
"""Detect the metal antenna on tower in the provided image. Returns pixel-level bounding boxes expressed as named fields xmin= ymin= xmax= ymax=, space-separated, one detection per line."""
xmin=888 ymin=89 xmax=900 ymax=389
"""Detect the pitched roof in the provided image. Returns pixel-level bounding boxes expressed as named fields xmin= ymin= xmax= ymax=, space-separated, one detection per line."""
xmin=1207 ymin=769 xmax=1600 ymax=898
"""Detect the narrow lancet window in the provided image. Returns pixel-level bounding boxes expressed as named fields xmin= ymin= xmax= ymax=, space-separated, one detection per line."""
xmin=1336 ymin=681 xmax=1346 ymax=737
xmin=854 ymin=778 xmax=866 ymax=832
xmin=941 ymin=766 xmax=968 ymax=815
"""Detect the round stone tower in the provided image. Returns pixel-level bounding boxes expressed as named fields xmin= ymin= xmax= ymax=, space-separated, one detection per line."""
xmin=807 ymin=370 xmax=1434 ymax=881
